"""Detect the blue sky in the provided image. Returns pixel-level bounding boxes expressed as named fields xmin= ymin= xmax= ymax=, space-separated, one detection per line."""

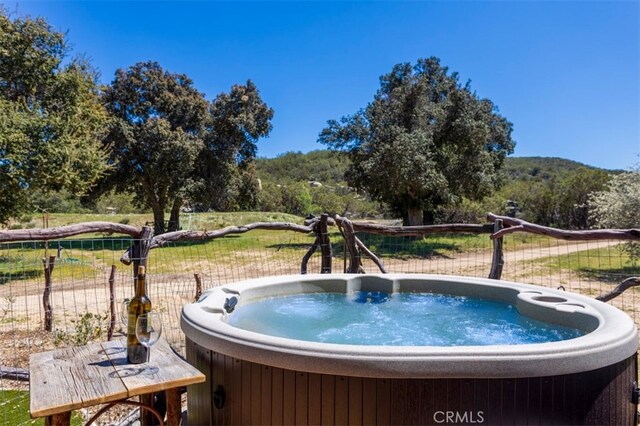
xmin=11 ymin=1 xmax=640 ymax=170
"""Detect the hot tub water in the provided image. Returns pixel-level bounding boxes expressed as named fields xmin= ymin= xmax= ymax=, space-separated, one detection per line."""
xmin=227 ymin=291 xmax=584 ymax=346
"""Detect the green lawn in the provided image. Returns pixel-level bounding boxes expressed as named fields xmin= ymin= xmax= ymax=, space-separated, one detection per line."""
xmin=535 ymin=245 xmax=640 ymax=284
xmin=0 ymin=390 xmax=82 ymax=425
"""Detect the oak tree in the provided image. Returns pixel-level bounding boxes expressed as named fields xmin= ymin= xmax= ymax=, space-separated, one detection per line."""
xmin=190 ymin=81 xmax=273 ymax=213
xmin=101 ymin=61 xmax=209 ymax=234
xmin=319 ymin=57 xmax=515 ymax=225
xmin=101 ymin=62 xmax=273 ymax=233
xmin=0 ymin=10 xmax=109 ymax=223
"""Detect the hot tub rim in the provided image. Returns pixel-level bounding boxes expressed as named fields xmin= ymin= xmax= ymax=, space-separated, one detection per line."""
xmin=181 ymin=273 xmax=638 ymax=379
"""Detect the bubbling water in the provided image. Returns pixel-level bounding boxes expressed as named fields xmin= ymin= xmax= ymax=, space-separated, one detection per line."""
xmin=226 ymin=292 xmax=584 ymax=346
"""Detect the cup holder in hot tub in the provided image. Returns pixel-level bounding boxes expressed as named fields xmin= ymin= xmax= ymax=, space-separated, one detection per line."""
xmin=532 ymin=295 xmax=568 ymax=303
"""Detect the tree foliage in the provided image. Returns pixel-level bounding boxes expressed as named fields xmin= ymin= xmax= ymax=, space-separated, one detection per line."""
xmin=191 ymin=81 xmax=274 ymax=212
xmin=256 ymin=150 xmax=350 ymax=184
xmin=0 ymin=9 xmax=109 ymax=223
xmin=101 ymin=61 xmax=208 ymax=233
xmin=590 ymin=167 xmax=640 ymax=229
xmin=255 ymin=150 xmax=382 ymax=218
xmin=589 ymin=166 xmax=640 ymax=264
xmin=101 ymin=62 xmax=273 ymax=233
xmin=319 ymin=57 xmax=515 ymax=225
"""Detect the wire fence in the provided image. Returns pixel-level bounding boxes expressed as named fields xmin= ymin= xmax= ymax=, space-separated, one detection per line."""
xmin=1 ymin=224 xmax=639 ymax=425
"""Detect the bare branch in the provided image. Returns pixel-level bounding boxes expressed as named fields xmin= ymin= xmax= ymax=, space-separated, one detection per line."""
xmin=487 ymin=214 xmax=640 ymax=241
xmin=149 ymin=222 xmax=314 ymax=249
xmin=301 ymin=238 xmax=319 ymax=274
xmin=0 ymin=222 xmax=143 ymax=242
xmin=332 ymin=216 xmax=493 ymax=236
xmin=0 ymin=366 xmax=29 ymax=381
xmin=596 ymin=277 xmax=640 ymax=303
xmin=355 ymin=236 xmax=388 ymax=273
xmin=194 ymin=273 xmax=203 ymax=302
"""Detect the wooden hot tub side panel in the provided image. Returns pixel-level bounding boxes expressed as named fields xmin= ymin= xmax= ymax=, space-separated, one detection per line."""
xmin=186 ymin=338 xmax=638 ymax=426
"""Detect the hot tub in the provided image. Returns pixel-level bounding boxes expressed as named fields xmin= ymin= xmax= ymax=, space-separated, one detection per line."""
xmin=181 ymin=274 xmax=638 ymax=425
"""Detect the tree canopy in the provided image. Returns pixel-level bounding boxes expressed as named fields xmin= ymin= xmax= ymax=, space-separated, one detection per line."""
xmin=190 ymin=81 xmax=274 ymax=212
xmin=318 ymin=57 xmax=515 ymax=225
xmin=0 ymin=9 xmax=109 ymax=223
xmin=101 ymin=61 xmax=208 ymax=234
xmin=101 ymin=61 xmax=273 ymax=234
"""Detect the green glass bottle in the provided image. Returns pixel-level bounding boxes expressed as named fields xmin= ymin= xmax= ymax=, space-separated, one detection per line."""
xmin=127 ymin=265 xmax=151 ymax=363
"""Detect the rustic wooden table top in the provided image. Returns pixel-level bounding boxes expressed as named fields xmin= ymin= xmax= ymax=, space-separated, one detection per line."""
xmin=29 ymin=338 xmax=205 ymax=419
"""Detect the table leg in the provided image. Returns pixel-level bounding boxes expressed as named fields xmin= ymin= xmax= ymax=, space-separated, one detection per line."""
xmin=140 ymin=393 xmax=156 ymax=426
xmin=166 ymin=388 xmax=181 ymax=426
xmin=45 ymin=411 xmax=71 ymax=426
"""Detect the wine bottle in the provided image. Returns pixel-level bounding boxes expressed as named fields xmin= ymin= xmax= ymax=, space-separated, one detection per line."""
xmin=127 ymin=265 xmax=152 ymax=363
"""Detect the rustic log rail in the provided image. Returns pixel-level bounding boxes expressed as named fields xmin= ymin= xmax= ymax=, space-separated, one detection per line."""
xmin=487 ymin=213 xmax=640 ymax=241
xmin=147 ymin=222 xmax=315 ymax=249
xmin=335 ymin=215 xmax=365 ymax=273
xmin=193 ymin=273 xmax=203 ymax=302
xmin=0 ymin=222 xmax=143 ymax=242
xmin=344 ymin=221 xmax=495 ymax=236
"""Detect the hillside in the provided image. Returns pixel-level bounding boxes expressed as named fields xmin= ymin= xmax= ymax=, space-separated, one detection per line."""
xmin=256 ymin=150 xmax=350 ymax=184
xmin=257 ymin=151 xmax=610 ymax=185
xmin=502 ymin=157 xmax=610 ymax=181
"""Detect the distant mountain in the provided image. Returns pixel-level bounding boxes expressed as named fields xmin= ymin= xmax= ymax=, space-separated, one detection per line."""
xmin=256 ymin=150 xmax=350 ymax=184
xmin=257 ymin=151 xmax=612 ymax=185
xmin=501 ymin=157 xmax=613 ymax=181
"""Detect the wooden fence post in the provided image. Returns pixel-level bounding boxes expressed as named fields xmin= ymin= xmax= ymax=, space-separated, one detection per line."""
xmin=42 ymin=255 xmax=56 ymax=332
xmin=194 ymin=273 xmax=202 ymax=302
xmin=339 ymin=217 xmax=365 ymax=273
xmin=489 ymin=219 xmax=504 ymax=280
xmin=107 ymin=265 xmax=117 ymax=341
xmin=319 ymin=214 xmax=332 ymax=274
xmin=132 ymin=226 xmax=153 ymax=282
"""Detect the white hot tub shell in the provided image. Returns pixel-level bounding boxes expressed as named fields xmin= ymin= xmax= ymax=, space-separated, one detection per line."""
xmin=181 ymin=274 xmax=639 ymax=425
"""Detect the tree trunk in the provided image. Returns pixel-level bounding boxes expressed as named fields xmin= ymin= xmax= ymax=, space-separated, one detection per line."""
xmin=423 ymin=210 xmax=435 ymax=225
xmin=168 ymin=199 xmax=181 ymax=232
xmin=152 ymin=206 xmax=165 ymax=235
xmin=406 ymin=208 xmax=423 ymax=226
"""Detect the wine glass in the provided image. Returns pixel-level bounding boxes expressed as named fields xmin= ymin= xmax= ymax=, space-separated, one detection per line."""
xmin=135 ymin=312 xmax=163 ymax=351
xmin=120 ymin=299 xmax=130 ymax=328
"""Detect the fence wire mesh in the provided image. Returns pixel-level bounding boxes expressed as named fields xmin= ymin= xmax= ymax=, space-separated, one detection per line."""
xmin=1 ymin=228 xmax=639 ymax=425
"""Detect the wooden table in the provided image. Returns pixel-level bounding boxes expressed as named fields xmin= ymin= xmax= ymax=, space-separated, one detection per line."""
xmin=29 ymin=339 xmax=205 ymax=426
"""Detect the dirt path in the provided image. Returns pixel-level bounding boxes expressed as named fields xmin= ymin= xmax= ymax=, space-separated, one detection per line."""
xmin=371 ymin=239 xmax=620 ymax=275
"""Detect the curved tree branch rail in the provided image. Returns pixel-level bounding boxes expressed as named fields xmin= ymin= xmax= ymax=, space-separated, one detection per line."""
xmin=147 ymin=221 xmax=316 ymax=249
xmin=487 ymin=213 xmax=640 ymax=241
xmin=0 ymin=222 xmax=143 ymax=242
xmin=328 ymin=218 xmax=495 ymax=237
xmin=596 ymin=277 xmax=640 ymax=303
